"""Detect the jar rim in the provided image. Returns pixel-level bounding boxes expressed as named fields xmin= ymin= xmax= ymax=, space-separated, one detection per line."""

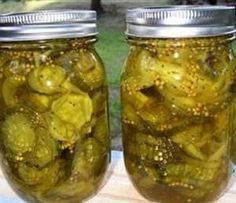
xmin=125 ymin=6 xmax=236 ymax=38
xmin=0 ymin=10 xmax=98 ymax=42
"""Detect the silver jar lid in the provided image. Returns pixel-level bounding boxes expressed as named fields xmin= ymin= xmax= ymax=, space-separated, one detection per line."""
xmin=126 ymin=6 xmax=235 ymax=38
xmin=0 ymin=10 xmax=97 ymax=41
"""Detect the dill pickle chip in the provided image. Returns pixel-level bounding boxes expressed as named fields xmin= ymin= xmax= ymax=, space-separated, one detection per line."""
xmin=17 ymin=160 xmax=64 ymax=191
xmin=46 ymin=113 xmax=75 ymax=143
xmin=44 ymin=180 xmax=94 ymax=202
xmin=171 ymin=125 xmax=208 ymax=160
xmin=28 ymin=65 xmax=66 ymax=94
xmin=74 ymin=50 xmax=96 ymax=73
xmin=72 ymin=138 xmax=106 ymax=179
xmin=208 ymin=144 xmax=226 ymax=161
xmin=129 ymin=133 xmax=178 ymax=166
xmin=165 ymin=161 xmax=221 ymax=183
xmin=73 ymin=50 xmax=105 ymax=90
xmin=181 ymin=144 xmax=207 ymax=161
xmin=60 ymin=79 xmax=85 ymax=95
xmin=123 ymin=49 xmax=159 ymax=86
xmin=75 ymin=65 xmax=104 ymax=90
xmin=24 ymin=128 xmax=59 ymax=168
xmin=121 ymin=79 xmax=150 ymax=110
xmin=129 ymin=49 xmax=232 ymax=116
xmin=3 ymin=59 xmax=28 ymax=77
xmin=122 ymin=103 xmax=144 ymax=128
xmin=51 ymin=93 xmax=93 ymax=130
xmin=1 ymin=113 xmax=36 ymax=155
xmin=79 ymin=116 xmax=96 ymax=136
xmin=2 ymin=76 xmax=25 ymax=106
xmin=138 ymin=101 xmax=189 ymax=132
xmin=18 ymin=163 xmax=45 ymax=186
xmin=154 ymin=60 xmax=232 ymax=115
xmin=26 ymin=93 xmax=50 ymax=112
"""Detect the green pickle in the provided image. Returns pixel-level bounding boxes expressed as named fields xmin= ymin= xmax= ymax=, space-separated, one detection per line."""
xmin=28 ymin=65 xmax=66 ymax=94
xmin=72 ymin=49 xmax=105 ymax=91
xmin=0 ymin=38 xmax=109 ymax=203
xmin=1 ymin=113 xmax=36 ymax=156
xmin=122 ymin=36 xmax=235 ymax=203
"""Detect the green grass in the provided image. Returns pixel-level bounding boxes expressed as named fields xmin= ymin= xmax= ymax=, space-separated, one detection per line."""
xmin=96 ymin=26 xmax=128 ymax=87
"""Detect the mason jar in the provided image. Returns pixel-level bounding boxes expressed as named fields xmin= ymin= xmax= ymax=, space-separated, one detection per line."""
xmin=121 ymin=6 xmax=236 ymax=203
xmin=0 ymin=10 xmax=110 ymax=203
xmin=231 ymin=32 xmax=236 ymax=172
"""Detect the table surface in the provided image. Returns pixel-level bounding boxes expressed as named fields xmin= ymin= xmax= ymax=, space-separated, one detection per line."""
xmin=1 ymin=151 xmax=236 ymax=203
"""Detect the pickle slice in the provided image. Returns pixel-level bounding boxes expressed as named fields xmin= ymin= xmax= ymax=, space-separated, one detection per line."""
xmin=71 ymin=138 xmax=107 ymax=179
xmin=79 ymin=116 xmax=96 ymax=136
xmin=164 ymin=161 xmax=222 ymax=195
xmin=17 ymin=160 xmax=64 ymax=191
xmin=2 ymin=76 xmax=25 ymax=106
xmin=28 ymin=65 xmax=66 ymax=94
xmin=155 ymin=60 xmax=232 ymax=116
xmin=24 ymin=128 xmax=59 ymax=168
xmin=46 ymin=113 xmax=75 ymax=143
xmin=138 ymin=101 xmax=189 ymax=132
xmin=123 ymin=48 xmax=159 ymax=86
xmin=128 ymin=133 xmax=178 ymax=166
xmin=121 ymin=78 xmax=150 ymax=110
xmin=122 ymin=103 xmax=144 ymax=129
xmin=44 ymin=180 xmax=95 ymax=202
xmin=171 ymin=125 xmax=208 ymax=160
xmin=126 ymin=48 xmax=232 ymax=116
xmin=51 ymin=93 xmax=93 ymax=131
xmin=74 ymin=50 xmax=96 ymax=73
xmin=73 ymin=50 xmax=105 ymax=90
xmin=26 ymin=93 xmax=50 ymax=112
xmin=1 ymin=113 xmax=36 ymax=155
xmin=60 ymin=78 xmax=87 ymax=95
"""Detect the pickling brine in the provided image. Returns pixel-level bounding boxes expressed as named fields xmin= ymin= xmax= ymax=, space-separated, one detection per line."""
xmin=0 ymin=11 xmax=110 ymax=203
xmin=122 ymin=6 xmax=236 ymax=203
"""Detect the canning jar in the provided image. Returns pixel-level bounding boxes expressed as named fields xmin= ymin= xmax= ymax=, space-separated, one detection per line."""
xmin=121 ymin=6 xmax=236 ymax=203
xmin=0 ymin=10 xmax=109 ymax=203
xmin=231 ymin=36 xmax=236 ymax=169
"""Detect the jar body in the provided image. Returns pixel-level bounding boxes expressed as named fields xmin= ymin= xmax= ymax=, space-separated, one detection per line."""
xmin=121 ymin=36 xmax=235 ymax=203
xmin=0 ymin=38 xmax=110 ymax=203
xmin=230 ymin=39 xmax=236 ymax=167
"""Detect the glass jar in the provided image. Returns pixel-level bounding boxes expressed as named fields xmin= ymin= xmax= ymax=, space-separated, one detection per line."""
xmin=231 ymin=35 xmax=236 ymax=171
xmin=121 ymin=6 xmax=236 ymax=203
xmin=0 ymin=10 xmax=110 ymax=203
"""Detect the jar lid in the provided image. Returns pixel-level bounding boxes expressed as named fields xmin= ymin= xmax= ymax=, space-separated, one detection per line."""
xmin=126 ymin=6 xmax=235 ymax=38
xmin=0 ymin=10 xmax=97 ymax=41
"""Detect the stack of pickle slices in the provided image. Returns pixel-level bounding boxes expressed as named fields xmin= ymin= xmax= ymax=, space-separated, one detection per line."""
xmin=0 ymin=39 xmax=109 ymax=202
xmin=121 ymin=37 xmax=236 ymax=203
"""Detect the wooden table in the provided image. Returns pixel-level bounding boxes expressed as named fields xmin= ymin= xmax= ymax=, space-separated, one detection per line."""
xmin=1 ymin=151 xmax=236 ymax=203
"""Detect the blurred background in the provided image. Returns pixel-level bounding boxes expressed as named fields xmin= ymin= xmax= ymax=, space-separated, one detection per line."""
xmin=0 ymin=0 xmax=234 ymax=150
